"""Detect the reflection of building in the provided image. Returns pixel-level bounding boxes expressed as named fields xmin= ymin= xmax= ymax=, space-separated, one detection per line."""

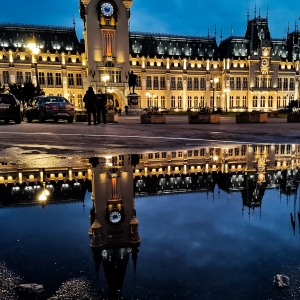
xmin=1 ymin=4 xmax=299 ymax=111
xmin=0 ymin=181 xmax=90 ymax=208
xmin=133 ymin=144 xmax=300 ymax=206
xmin=0 ymin=161 xmax=92 ymax=207
xmin=89 ymin=155 xmax=140 ymax=297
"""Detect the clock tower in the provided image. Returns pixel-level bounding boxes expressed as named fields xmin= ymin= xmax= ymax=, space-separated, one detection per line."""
xmin=79 ymin=0 xmax=132 ymax=105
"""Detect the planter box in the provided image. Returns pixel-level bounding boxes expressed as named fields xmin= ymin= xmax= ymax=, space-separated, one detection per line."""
xmin=75 ymin=114 xmax=88 ymax=122
xmin=287 ymin=113 xmax=300 ymax=122
xmin=141 ymin=114 xmax=166 ymax=124
xmin=236 ymin=113 xmax=267 ymax=123
xmin=106 ymin=114 xmax=119 ymax=123
xmin=188 ymin=114 xmax=220 ymax=124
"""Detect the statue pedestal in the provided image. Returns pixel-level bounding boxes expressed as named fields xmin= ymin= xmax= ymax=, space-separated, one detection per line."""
xmin=127 ymin=93 xmax=144 ymax=115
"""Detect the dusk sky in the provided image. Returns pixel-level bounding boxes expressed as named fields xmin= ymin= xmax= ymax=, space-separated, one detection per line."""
xmin=1 ymin=1 xmax=299 ymax=43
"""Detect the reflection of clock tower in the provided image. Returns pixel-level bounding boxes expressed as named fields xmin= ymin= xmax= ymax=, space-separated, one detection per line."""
xmin=79 ymin=0 xmax=132 ymax=104
xmin=89 ymin=154 xmax=140 ymax=248
xmin=89 ymin=154 xmax=140 ymax=297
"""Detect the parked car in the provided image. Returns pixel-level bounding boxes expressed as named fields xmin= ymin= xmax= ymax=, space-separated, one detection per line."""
xmin=25 ymin=96 xmax=75 ymax=123
xmin=0 ymin=93 xmax=22 ymax=124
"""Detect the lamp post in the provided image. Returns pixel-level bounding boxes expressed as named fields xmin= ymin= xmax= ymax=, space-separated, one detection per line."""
xmin=101 ymin=74 xmax=110 ymax=94
xmin=210 ymin=77 xmax=219 ymax=112
xmin=224 ymin=88 xmax=230 ymax=114
xmin=27 ymin=36 xmax=40 ymax=92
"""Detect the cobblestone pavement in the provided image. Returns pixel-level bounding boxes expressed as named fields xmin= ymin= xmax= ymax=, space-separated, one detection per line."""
xmin=0 ymin=116 xmax=299 ymax=160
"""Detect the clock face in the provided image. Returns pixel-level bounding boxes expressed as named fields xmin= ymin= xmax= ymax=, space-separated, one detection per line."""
xmin=109 ymin=211 xmax=121 ymax=223
xmin=262 ymin=48 xmax=268 ymax=56
xmin=101 ymin=3 xmax=114 ymax=16
xmin=258 ymin=174 xmax=265 ymax=181
xmin=262 ymin=59 xmax=268 ymax=66
xmin=258 ymin=165 xmax=264 ymax=172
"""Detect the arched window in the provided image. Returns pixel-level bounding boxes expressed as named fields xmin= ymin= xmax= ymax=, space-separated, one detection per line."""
xmin=130 ymin=61 xmax=132 ymax=65
xmin=154 ymin=62 xmax=157 ymax=66
xmin=76 ymin=57 xmax=80 ymax=63
xmin=236 ymin=96 xmax=240 ymax=107
xmin=178 ymin=96 xmax=182 ymax=108
xmin=187 ymin=96 xmax=192 ymax=108
xmin=160 ymin=96 xmax=165 ymax=108
xmin=69 ymin=93 xmax=75 ymax=104
xmin=47 ymin=56 xmax=51 ymax=62
xmin=161 ymin=62 xmax=164 ymax=67
xmin=146 ymin=61 xmax=150 ymax=66
xmin=277 ymin=96 xmax=281 ymax=108
xmin=200 ymin=96 xmax=205 ymax=107
xmin=105 ymin=61 xmax=114 ymax=67
xmin=171 ymin=96 xmax=176 ymax=108
xmin=242 ymin=96 xmax=247 ymax=107
xmin=55 ymin=56 xmax=60 ymax=62
xmin=78 ymin=94 xmax=83 ymax=108
xmin=260 ymin=96 xmax=265 ymax=108
xmin=283 ymin=96 xmax=287 ymax=107
xmin=68 ymin=57 xmax=72 ymax=63
xmin=253 ymin=96 xmax=258 ymax=107
xmin=194 ymin=96 xmax=198 ymax=108
xmin=229 ymin=96 xmax=234 ymax=108
xmin=268 ymin=96 xmax=273 ymax=108
xmin=38 ymin=56 xmax=42 ymax=61
xmin=136 ymin=61 xmax=140 ymax=66
xmin=171 ymin=62 xmax=174 ymax=67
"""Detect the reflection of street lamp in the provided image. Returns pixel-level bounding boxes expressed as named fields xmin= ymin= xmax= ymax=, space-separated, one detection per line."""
xmin=210 ymin=77 xmax=219 ymax=111
xmin=27 ymin=35 xmax=40 ymax=92
xmin=38 ymin=182 xmax=50 ymax=208
xmin=224 ymin=88 xmax=230 ymax=114
xmin=101 ymin=74 xmax=110 ymax=93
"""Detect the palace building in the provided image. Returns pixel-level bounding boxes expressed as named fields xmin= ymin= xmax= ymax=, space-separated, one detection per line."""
xmin=0 ymin=0 xmax=299 ymax=112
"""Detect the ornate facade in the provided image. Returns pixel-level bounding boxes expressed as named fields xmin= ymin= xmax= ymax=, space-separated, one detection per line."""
xmin=0 ymin=2 xmax=299 ymax=111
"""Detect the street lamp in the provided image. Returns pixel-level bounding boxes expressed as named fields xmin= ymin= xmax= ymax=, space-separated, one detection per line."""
xmin=101 ymin=74 xmax=110 ymax=93
xmin=224 ymin=88 xmax=230 ymax=114
xmin=27 ymin=35 xmax=40 ymax=92
xmin=210 ymin=77 xmax=219 ymax=112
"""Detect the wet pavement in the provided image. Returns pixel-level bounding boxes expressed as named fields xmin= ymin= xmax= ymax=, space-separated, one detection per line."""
xmin=0 ymin=116 xmax=299 ymax=159
xmin=1 ymin=118 xmax=300 ymax=299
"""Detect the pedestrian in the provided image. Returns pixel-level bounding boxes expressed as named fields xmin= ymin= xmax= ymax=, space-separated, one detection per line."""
xmin=114 ymin=107 xmax=118 ymax=115
xmin=124 ymin=105 xmax=128 ymax=115
xmin=83 ymin=86 xmax=97 ymax=125
xmin=96 ymin=89 xmax=107 ymax=124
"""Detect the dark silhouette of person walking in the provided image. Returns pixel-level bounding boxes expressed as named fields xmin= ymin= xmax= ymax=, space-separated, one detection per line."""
xmin=96 ymin=89 xmax=107 ymax=124
xmin=83 ymin=86 xmax=97 ymax=125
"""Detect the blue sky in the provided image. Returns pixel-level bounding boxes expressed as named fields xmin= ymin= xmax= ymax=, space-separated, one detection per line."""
xmin=1 ymin=0 xmax=299 ymax=43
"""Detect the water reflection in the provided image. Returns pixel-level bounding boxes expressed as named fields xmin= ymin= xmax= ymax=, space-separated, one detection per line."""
xmin=1 ymin=143 xmax=300 ymax=298
xmin=89 ymin=155 xmax=140 ymax=298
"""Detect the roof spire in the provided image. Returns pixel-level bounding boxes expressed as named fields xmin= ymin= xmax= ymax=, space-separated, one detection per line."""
xmin=266 ymin=5 xmax=269 ymax=20
xmin=258 ymin=8 xmax=261 ymax=19
xmin=73 ymin=14 xmax=76 ymax=29
xmin=254 ymin=3 xmax=257 ymax=18
xmin=231 ymin=23 xmax=233 ymax=37
xmin=247 ymin=8 xmax=249 ymax=22
xmin=208 ymin=28 xmax=210 ymax=38
xmin=214 ymin=24 xmax=217 ymax=38
xmin=220 ymin=29 xmax=223 ymax=42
